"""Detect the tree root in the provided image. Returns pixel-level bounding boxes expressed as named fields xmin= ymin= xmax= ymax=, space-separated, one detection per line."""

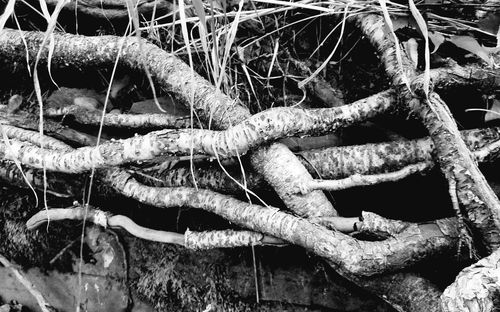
xmin=26 ymin=206 xmax=286 ymax=248
xmin=102 ymin=167 xmax=460 ymax=276
xmin=45 ymin=105 xmax=195 ymax=129
xmin=0 ymin=6 xmax=499 ymax=310
xmin=354 ymin=11 xmax=500 ymax=253
xmin=441 ymin=247 xmax=500 ymax=312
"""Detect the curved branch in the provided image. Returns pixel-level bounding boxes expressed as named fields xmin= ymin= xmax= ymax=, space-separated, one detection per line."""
xmin=0 ymin=125 xmax=73 ymax=151
xmin=0 ymin=91 xmax=394 ymax=173
xmin=0 ymin=27 xmax=337 ymax=218
xmin=104 ymin=168 xmax=460 ymax=276
xmin=353 ymin=12 xmax=500 ymax=252
xmin=296 ymin=161 xmax=433 ymax=194
xmin=136 ymin=127 xmax=500 ymax=194
xmin=27 ymin=207 xmax=286 ymax=248
xmin=45 ymin=106 xmax=195 ymax=129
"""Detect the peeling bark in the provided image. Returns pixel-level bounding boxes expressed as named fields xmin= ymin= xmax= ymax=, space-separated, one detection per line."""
xmin=300 ymin=127 xmax=500 ymax=179
xmin=354 ymin=12 xmax=500 ymax=253
xmin=441 ymin=247 xmax=500 ymax=312
xmin=104 ymin=168 xmax=460 ymax=276
xmin=0 ymin=92 xmax=393 ymax=173
xmin=138 ymin=127 xmax=500 ymax=194
xmin=0 ymin=28 xmax=339 ymax=218
xmin=45 ymin=106 xmax=195 ymax=129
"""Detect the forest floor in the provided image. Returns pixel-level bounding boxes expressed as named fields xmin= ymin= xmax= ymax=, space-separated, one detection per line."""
xmin=0 ymin=1 xmax=499 ymax=312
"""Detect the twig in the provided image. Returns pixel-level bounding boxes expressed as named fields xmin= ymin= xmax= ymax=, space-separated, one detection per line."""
xmin=104 ymin=168 xmax=460 ymax=276
xmin=44 ymin=106 xmax=195 ymax=129
xmin=296 ymin=161 xmax=433 ymax=194
xmin=0 ymin=90 xmax=395 ymax=173
xmin=26 ymin=207 xmax=286 ymax=249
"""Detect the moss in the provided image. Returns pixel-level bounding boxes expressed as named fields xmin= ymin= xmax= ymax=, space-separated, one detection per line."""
xmin=129 ymin=238 xmax=322 ymax=312
xmin=0 ymin=185 xmax=80 ymax=270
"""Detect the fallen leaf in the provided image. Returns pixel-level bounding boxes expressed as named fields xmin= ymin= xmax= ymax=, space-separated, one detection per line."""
xmin=449 ymin=35 xmax=492 ymax=65
xmin=485 ymin=99 xmax=500 ymax=122
xmin=478 ymin=12 xmax=500 ymax=36
xmin=428 ymin=31 xmax=445 ymax=53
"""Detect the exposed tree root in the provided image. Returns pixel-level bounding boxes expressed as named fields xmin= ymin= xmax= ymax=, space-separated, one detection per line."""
xmin=348 ymin=10 xmax=500 ymax=311
xmin=26 ymin=206 xmax=285 ymax=248
xmin=441 ymin=247 xmax=500 ymax=312
xmin=0 ymin=5 xmax=499 ymax=311
xmin=0 ymin=27 xmax=339 ymax=217
xmin=102 ymin=167 xmax=460 ymax=276
xmin=355 ymin=12 xmax=500 ymax=253
xmin=2 ymin=123 xmax=500 ymax=211
xmin=45 ymin=105 xmax=195 ymax=129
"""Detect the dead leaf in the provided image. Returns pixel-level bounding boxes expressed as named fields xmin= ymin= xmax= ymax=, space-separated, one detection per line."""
xmin=109 ymin=75 xmax=131 ymax=99
xmin=485 ymin=99 xmax=500 ymax=122
xmin=428 ymin=31 xmax=445 ymax=53
xmin=449 ymin=35 xmax=492 ymax=65
xmin=478 ymin=12 xmax=500 ymax=36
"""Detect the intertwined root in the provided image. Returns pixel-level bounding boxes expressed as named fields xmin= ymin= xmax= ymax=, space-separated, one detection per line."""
xmin=0 ymin=4 xmax=499 ymax=311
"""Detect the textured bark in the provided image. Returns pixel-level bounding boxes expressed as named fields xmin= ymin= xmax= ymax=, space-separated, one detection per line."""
xmin=137 ymin=127 xmax=500 ymax=194
xmin=0 ymin=136 xmax=168 ymax=173
xmin=28 ymin=207 xmax=284 ymax=249
xmin=3 ymin=125 xmax=497 ymax=199
xmin=0 ymin=125 xmax=73 ymax=152
xmin=45 ymin=106 xmax=194 ymax=129
xmin=358 ymin=211 xmax=456 ymax=240
xmin=0 ymin=29 xmax=249 ymax=130
xmin=3 ymin=123 xmax=500 ymax=204
xmin=299 ymin=161 xmax=432 ymax=193
xmin=0 ymin=160 xmax=85 ymax=197
xmin=1 ymin=10 xmax=497 ymax=312
xmin=430 ymin=62 xmax=500 ymax=91
xmin=0 ymin=28 xmax=337 ymax=218
xmin=299 ymin=127 xmax=500 ymax=179
xmin=0 ymin=105 xmax=98 ymax=146
xmin=184 ymin=229 xmax=283 ymax=250
xmin=441 ymin=248 xmax=500 ymax=312
xmin=0 ymin=92 xmax=393 ymax=173
xmin=104 ymin=168 xmax=460 ymax=276
xmin=354 ymin=12 xmax=500 ymax=253
xmin=410 ymin=94 xmax=500 ymax=252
